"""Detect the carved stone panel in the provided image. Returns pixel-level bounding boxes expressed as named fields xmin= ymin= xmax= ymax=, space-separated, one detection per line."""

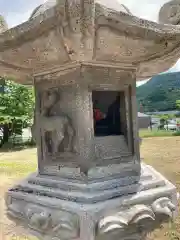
xmin=34 ymin=68 xmax=139 ymax=174
xmin=34 ymin=82 xmax=95 ymax=172
xmin=34 ymin=87 xmax=78 ymax=163
xmin=41 ymin=88 xmax=76 ymax=155
xmin=94 ymin=136 xmax=131 ymax=162
xmin=6 ymin=198 xmax=80 ymax=240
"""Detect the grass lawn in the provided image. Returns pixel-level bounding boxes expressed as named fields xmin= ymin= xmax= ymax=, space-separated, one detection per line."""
xmin=0 ymin=137 xmax=180 ymax=239
xmin=139 ymin=129 xmax=175 ymax=138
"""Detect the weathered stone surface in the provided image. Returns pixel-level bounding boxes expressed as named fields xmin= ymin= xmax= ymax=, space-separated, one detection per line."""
xmin=159 ymin=0 xmax=180 ymax=25
xmin=3 ymin=1 xmax=179 ymax=240
xmin=0 ymin=1 xmax=180 ymax=82
xmin=5 ymin=164 xmax=178 ymax=240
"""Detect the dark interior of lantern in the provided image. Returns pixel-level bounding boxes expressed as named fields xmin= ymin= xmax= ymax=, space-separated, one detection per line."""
xmin=92 ymin=90 xmax=127 ymax=137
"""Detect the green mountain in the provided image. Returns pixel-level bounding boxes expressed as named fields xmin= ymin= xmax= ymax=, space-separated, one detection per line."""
xmin=136 ymin=72 xmax=180 ymax=112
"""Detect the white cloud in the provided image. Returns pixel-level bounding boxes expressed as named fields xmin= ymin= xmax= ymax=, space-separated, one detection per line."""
xmin=167 ymin=59 xmax=180 ymax=73
xmin=98 ymin=0 xmax=170 ymax=22
xmin=136 ymin=79 xmax=149 ymax=87
xmin=6 ymin=10 xmax=33 ymax=28
xmin=5 ymin=0 xmax=171 ymax=28
xmin=5 ymin=0 xmax=47 ymax=28
xmin=119 ymin=0 xmax=170 ymax=22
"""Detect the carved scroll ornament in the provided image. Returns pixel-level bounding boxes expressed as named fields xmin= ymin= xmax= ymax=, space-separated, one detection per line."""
xmin=98 ymin=205 xmax=155 ymax=235
xmin=152 ymin=197 xmax=176 ymax=218
xmin=97 ymin=198 xmax=176 ymax=236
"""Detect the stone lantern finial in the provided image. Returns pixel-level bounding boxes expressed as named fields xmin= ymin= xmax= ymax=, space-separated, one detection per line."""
xmin=159 ymin=0 xmax=180 ymax=24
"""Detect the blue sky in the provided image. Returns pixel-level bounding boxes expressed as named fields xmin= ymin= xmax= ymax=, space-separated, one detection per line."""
xmin=0 ymin=0 xmax=180 ymax=86
xmin=0 ymin=0 xmax=45 ymax=27
xmin=1 ymin=0 xmax=169 ymax=27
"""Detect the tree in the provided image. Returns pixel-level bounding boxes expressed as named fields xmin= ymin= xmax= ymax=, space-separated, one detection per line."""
xmin=0 ymin=15 xmax=8 ymax=33
xmin=159 ymin=115 xmax=168 ymax=130
xmin=0 ymin=79 xmax=35 ymax=145
xmin=176 ymin=100 xmax=180 ymax=110
xmin=158 ymin=114 xmax=175 ymax=130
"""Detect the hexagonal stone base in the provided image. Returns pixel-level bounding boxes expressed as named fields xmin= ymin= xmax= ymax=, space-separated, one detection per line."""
xmin=5 ymin=163 xmax=178 ymax=240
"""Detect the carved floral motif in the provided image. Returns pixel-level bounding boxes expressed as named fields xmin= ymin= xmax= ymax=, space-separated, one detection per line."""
xmin=26 ymin=207 xmax=52 ymax=231
xmin=25 ymin=205 xmax=80 ymax=239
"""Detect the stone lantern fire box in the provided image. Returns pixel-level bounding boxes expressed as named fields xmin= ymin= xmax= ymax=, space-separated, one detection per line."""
xmin=1 ymin=0 xmax=180 ymax=239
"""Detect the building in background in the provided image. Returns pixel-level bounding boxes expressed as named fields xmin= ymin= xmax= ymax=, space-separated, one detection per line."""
xmin=138 ymin=112 xmax=151 ymax=129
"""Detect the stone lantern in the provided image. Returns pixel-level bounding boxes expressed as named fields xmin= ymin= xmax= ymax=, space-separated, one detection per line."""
xmin=1 ymin=0 xmax=180 ymax=239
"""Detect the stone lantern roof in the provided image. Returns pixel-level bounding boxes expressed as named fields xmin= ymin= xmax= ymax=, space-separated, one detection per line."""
xmin=0 ymin=0 xmax=180 ymax=84
xmin=29 ymin=0 xmax=132 ymax=20
xmin=29 ymin=1 xmax=57 ymax=19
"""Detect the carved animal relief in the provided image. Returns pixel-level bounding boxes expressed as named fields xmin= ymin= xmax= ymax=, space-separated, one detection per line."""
xmin=37 ymin=88 xmax=76 ymax=156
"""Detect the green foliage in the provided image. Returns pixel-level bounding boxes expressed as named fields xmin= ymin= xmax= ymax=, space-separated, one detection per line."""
xmin=0 ymin=158 xmax=37 ymax=177
xmin=159 ymin=114 xmax=173 ymax=123
xmin=139 ymin=129 xmax=174 ymax=138
xmin=0 ymin=79 xmax=35 ymax=126
xmin=176 ymin=100 xmax=180 ymax=110
xmin=137 ymin=72 xmax=180 ymax=112
xmin=139 ymin=129 xmax=180 ymax=138
xmin=0 ymin=14 xmax=8 ymax=32
xmin=173 ymin=131 xmax=180 ymax=136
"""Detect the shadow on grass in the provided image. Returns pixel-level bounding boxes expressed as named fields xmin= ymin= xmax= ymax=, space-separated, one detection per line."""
xmin=0 ymin=142 xmax=36 ymax=153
